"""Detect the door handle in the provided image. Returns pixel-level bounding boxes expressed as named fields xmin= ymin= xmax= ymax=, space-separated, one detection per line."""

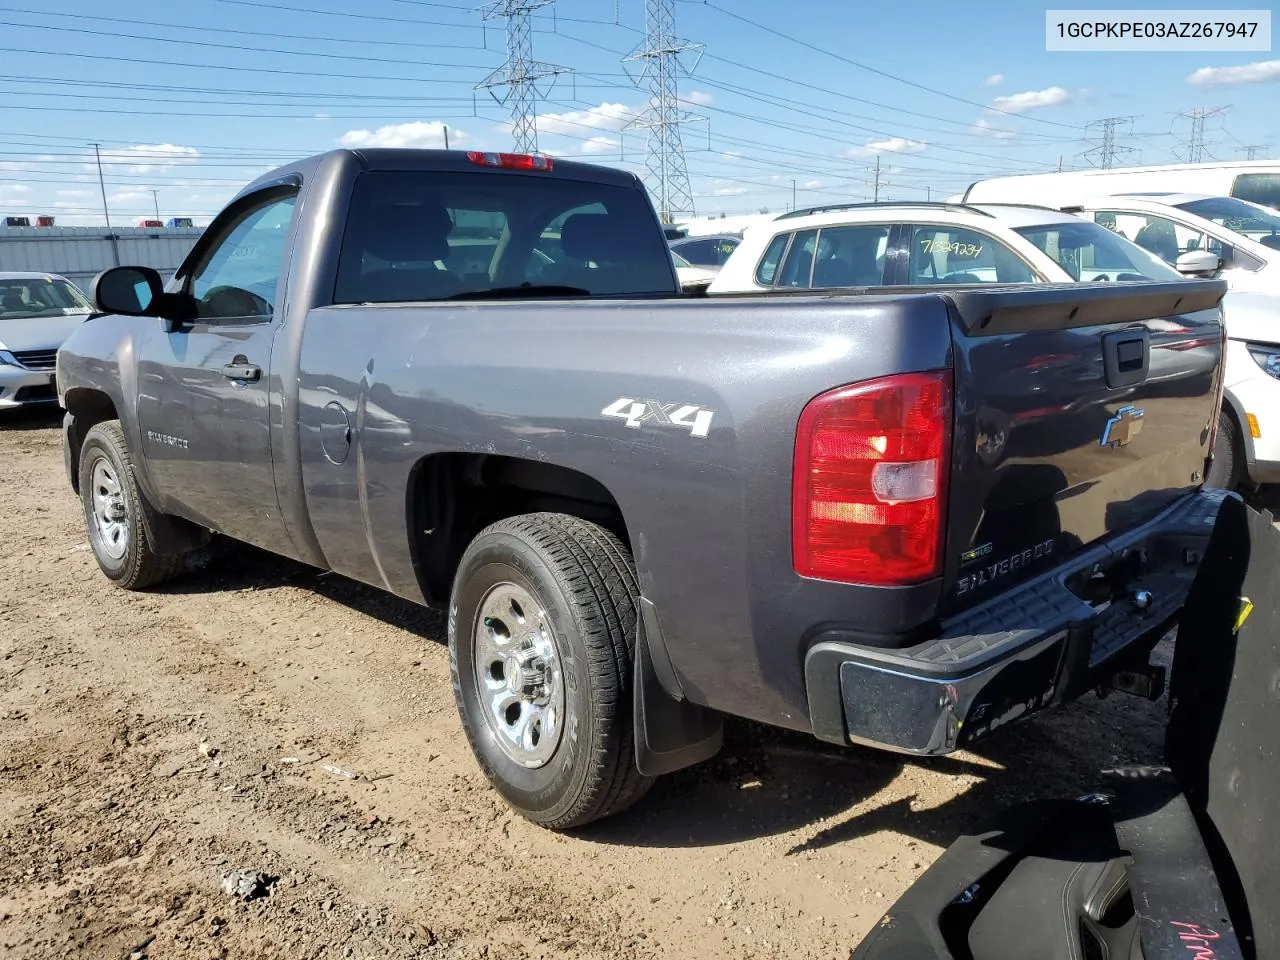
xmin=221 ymin=360 xmax=261 ymax=382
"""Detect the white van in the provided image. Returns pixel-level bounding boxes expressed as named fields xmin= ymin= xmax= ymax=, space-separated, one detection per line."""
xmin=957 ymin=160 xmax=1280 ymax=210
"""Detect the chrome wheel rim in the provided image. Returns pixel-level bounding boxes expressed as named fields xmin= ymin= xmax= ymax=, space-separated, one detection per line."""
xmin=90 ymin=457 xmax=129 ymax=561
xmin=472 ymin=581 xmax=565 ymax=769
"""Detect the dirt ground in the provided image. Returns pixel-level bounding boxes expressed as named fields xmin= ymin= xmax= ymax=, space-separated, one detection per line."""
xmin=0 ymin=406 xmax=1238 ymax=960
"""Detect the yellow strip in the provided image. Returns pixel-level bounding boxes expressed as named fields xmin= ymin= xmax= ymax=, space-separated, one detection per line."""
xmin=1234 ymin=597 xmax=1254 ymax=634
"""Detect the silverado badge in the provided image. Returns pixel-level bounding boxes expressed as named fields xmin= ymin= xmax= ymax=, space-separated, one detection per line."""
xmin=1100 ymin=405 xmax=1145 ymax=448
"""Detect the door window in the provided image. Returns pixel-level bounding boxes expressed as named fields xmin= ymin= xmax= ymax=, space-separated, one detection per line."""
xmin=755 ymin=232 xmax=790 ymax=286
xmin=777 ymin=230 xmax=819 ymax=287
xmin=907 ymin=225 xmax=1037 ymax=284
xmin=189 ymin=190 xmax=298 ymax=322
xmin=1091 ymin=210 xmax=1221 ymax=266
xmin=809 ymin=225 xmax=891 ymax=287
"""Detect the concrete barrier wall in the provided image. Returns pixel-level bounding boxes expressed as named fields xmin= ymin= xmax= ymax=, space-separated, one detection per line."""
xmin=0 ymin=226 xmax=205 ymax=287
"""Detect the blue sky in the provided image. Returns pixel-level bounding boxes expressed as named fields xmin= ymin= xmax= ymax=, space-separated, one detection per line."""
xmin=0 ymin=0 xmax=1276 ymax=225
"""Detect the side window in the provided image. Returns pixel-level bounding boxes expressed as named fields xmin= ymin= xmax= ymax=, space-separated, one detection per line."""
xmin=810 ymin=225 xmax=891 ymax=287
xmin=1093 ymin=211 xmax=1212 ymax=266
xmin=908 ymin=225 xmax=1036 ymax=284
xmin=674 ymin=239 xmax=716 ymax=266
xmin=755 ymin=233 xmax=790 ymax=286
xmin=190 ymin=190 xmax=297 ymax=322
xmin=712 ymin=237 xmax=740 ymax=265
xmin=1232 ymin=173 xmax=1280 ymax=212
xmin=777 ymin=229 xmax=819 ymax=287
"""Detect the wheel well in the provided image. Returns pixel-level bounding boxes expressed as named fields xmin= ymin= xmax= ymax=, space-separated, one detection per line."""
xmin=63 ymin=389 xmax=119 ymax=494
xmin=409 ymin=453 xmax=631 ymax=604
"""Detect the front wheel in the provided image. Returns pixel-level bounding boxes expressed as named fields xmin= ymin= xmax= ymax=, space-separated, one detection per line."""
xmin=78 ymin=420 xmax=186 ymax=590
xmin=448 ymin=513 xmax=652 ymax=829
xmin=1206 ymin=409 xmax=1243 ymax=491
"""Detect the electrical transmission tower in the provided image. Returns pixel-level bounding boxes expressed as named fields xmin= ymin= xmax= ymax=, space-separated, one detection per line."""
xmin=1241 ymin=144 xmax=1269 ymax=160
xmin=477 ymin=0 xmax=570 ymax=154
xmin=1079 ymin=116 xmax=1139 ymax=169
xmin=1175 ymin=106 xmax=1229 ymax=164
xmin=623 ymin=0 xmax=704 ymax=222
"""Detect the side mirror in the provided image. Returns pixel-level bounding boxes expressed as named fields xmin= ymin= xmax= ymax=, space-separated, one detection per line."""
xmin=1175 ymin=250 xmax=1222 ymax=277
xmin=92 ymin=266 xmax=165 ymax=316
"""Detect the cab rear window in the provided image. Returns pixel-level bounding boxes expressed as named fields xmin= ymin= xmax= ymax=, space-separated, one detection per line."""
xmin=334 ymin=170 xmax=677 ymax=303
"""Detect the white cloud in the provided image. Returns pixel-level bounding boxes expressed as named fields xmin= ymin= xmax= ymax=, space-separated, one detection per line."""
xmin=0 ymin=183 xmax=30 ymax=195
xmin=982 ymin=74 xmax=1005 ymax=87
xmin=970 ymin=118 xmax=1019 ymax=140
xmin=846 ymin=137 xmax=927 ymax=158
xmin=314 ymin=112 xmax=332 ymax=121
xmin=989 ymin=86 xmax=1070 ymax=114
xmin=682 ymin=90 xmax=715 ymax=106
xmin=100 ymin=144 xmax=201 ymax=175
xmin=713 ymin=186 xmax=749 ymax=196
xmin=532 ymin=101 xmax=635 ymax=137
xmin=57 ymin=189 xmax=90 ymax=198
xmin=338 ymin=121 xmax=467 ymax=149
xmin=1187 ymin=60 xmax=1280 ymax=86
xmin=802 ymin=179 xmax=823 ymax=189
xmin=579 ymin=136 xmax=619 ymax=155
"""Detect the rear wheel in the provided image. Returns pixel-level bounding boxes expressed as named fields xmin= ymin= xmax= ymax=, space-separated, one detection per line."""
xmin=78 ymin=420 xmax=186 ymax=589
xmin=448 ymin=513 xmax=652 ymax=829
xmin=1206 ymin=410 xmax=1243 ymax=491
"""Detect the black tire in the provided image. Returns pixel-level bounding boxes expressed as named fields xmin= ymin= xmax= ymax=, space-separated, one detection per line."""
xmin=78 ymin=420 xmax=186 ymax=590
xmin=1206 ymin=409 xmax=1243 ymax=491
xmin=448 ymin=513 xmax=652 ymax=829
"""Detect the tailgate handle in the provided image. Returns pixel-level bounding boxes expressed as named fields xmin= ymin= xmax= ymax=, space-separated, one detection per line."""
xmin=1103 ymin=331 xmax=1150 ymax=388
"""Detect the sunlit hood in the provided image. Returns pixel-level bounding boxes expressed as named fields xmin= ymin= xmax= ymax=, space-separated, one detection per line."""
xmin=0 ymin=313 xmax=90 ymax=353
xmin=1224 ymin=290 xmax=1280 ymax=346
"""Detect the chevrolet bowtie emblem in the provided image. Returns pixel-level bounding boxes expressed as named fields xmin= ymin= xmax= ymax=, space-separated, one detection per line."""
xmin=1101 ymin=404 xmax=1145 ymax=448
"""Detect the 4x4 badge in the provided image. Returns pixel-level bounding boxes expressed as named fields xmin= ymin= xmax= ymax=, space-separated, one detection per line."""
xmin=601 ymin=397 xmax=715 ymax=439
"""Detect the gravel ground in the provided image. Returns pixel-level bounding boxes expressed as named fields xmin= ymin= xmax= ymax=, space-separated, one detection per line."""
xmin=0 ymin=406 xmax=1203 ymax=960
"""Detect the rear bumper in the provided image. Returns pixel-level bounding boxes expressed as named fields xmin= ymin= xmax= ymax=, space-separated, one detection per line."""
xmin=804 ymin=487 xmax=1230 ymax=755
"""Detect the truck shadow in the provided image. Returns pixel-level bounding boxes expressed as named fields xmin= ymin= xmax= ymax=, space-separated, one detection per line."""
xmin=0 ymin=406 xmax=63 ymax=431
xmin=161 ymin=535 xmax=1169 ymax=853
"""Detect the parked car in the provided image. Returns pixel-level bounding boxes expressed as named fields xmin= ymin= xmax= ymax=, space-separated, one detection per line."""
xmin=669 ymin=233 xmax=741 ymax=268
xmin=58 ymin=149 xmax=1229 ymax=831
xmin=708 ymin=200 xmax=1262 ymax=488
xmin=671 ymin=249 xmax=718 ymax=291
xmin=958 ymin=159 xmax=1280 ymax=212
xmin=0 ymin=271 xmax=93 ymax=410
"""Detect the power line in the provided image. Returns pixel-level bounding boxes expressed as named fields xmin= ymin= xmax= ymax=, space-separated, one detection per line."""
xmin=477 ymin=0 xmax=572 ymax=153
xmin=680 ymin=0 xmax=1081 ymax=130
xmin=1078 ymin=116 xmax=1140 ymax=169
xmin=623 ymin=0 xmax=703 ymax=220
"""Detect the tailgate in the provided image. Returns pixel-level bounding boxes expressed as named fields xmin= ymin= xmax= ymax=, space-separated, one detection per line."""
xmin=941 ymin=280 xmax=1227 ymax=613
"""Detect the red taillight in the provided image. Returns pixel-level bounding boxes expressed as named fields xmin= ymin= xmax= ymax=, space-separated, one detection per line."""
xmin=792 ymin=370 xmax=953 ymax=586
xmin=466 ymin=151 xmax=554 ymax=172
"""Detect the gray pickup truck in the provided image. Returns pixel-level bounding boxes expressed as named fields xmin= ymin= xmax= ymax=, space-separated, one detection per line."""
xmin=56 ymin=148 xmax=1231 ymax=829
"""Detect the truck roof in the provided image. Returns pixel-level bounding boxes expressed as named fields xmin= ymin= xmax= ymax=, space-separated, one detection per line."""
xmin=236 ymin=148 xmax=644 ymax=204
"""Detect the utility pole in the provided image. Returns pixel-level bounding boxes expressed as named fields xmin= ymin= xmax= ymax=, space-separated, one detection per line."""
xmin=443 ymin=125 xmax=450 ymax=150
xmin=152 ymin=190 xmax=160 ymax=221
xmin=1058 ymin=155 xmax=1064 ymax=172
xmin=1241 ymin=143 xmax=1267 ymax=160
xmin=869 ymin=155 xmax=888 ymax=202
xmin=1176 ymin=106 xmax=1229 ymax=164
xmin=477 ymin=0 xmax=570 ymax=154
xmin=91 ymin=143 xmax=111 ymax=229
xmin=1079 ymin=116 xmax=1139 ymax=169
xmin=791 ymin=179 xmax=796 ymax=211
xmin=623 ymin=0 xmax=703 ymax=223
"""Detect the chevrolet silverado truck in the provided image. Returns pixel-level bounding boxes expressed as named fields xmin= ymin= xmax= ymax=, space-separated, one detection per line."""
xmin=56 ymin=148 xmax=1232 ymax=830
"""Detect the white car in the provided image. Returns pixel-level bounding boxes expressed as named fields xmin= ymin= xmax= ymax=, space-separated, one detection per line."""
xmin=1059 ymin=193 xmax=1280 ymax=296
xmin=708 ymin=201 xmax=1280 ymax=489
xmin=672 ymin=250 xmax=719 ymax=292
xmin=0 ymin=271 xmax=94 ymax=411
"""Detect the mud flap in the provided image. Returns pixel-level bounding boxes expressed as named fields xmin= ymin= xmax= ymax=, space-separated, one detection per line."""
xmin=633 ymin=600 xmax=722 ymax=777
